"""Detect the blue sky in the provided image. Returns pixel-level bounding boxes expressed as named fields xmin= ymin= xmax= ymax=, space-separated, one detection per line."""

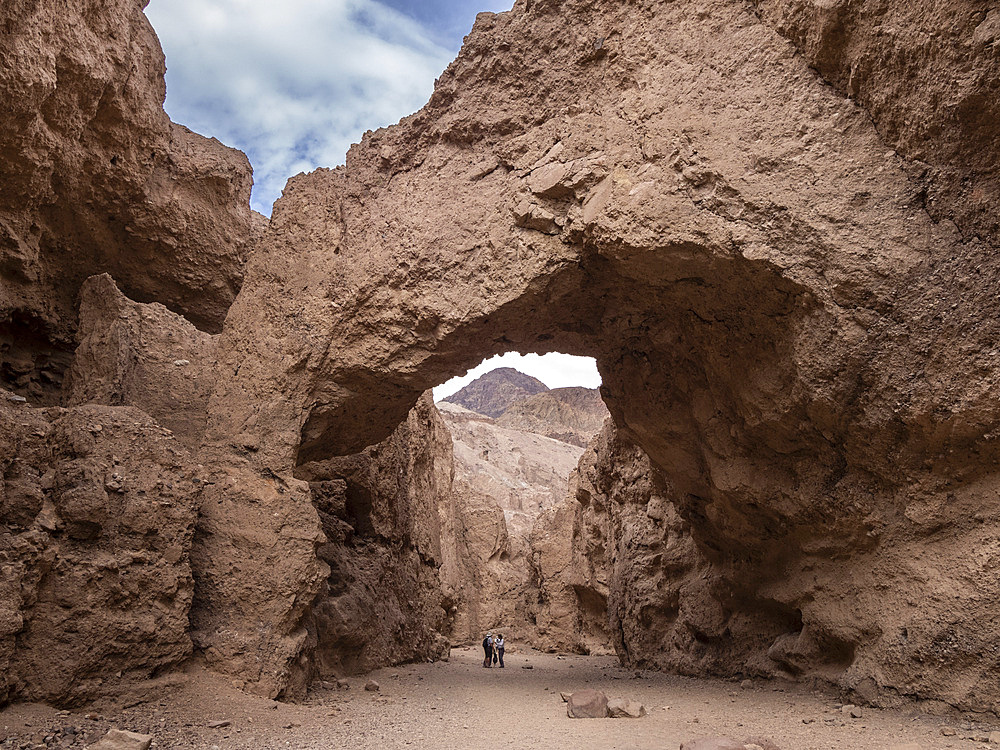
xmin=144 ymin=0 xmax=512 ymax=215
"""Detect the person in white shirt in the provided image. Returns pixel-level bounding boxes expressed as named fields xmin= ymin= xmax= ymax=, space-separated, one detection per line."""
xmin=494 ymin=634 xmax=505 ymax=668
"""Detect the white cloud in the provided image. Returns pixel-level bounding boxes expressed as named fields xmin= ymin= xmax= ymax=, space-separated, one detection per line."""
xmin=144 ymin=0 xmax=458 ymax=214
xmin=433 ymin=353 xmax=603 ymax=401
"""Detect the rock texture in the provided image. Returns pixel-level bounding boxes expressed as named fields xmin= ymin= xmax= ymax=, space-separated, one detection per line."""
xmin=64 ymin=274 xmax=218 ymax=448
xmin=3 ymin=0 xmax=1000 ymax=720
xmin=0 ymin=0 xmax=258 ymax=404
xmin=497 ymin=386 xmax=609 ymax=447
xmin=0 ymin=397 xmax=198 ymax=707
xmin=295 ymin=393 xmax=455 ymax=680
xmin=204 ymin=0 xmax=1000 ymax=713
xmin=436 ymin=376 xmax=608 ymax=647
xmin=443 ymin=367 xmax=548 ymax=418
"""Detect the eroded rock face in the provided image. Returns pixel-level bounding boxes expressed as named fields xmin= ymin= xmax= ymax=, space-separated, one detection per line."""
xmin=64 ymin=274 xmax=218 ymax=448
xmin=294 ymin=393 xmax=454 ymax=682
xmin=0 ymin=398 xmax=198 ymax=707
xmin=205 ymin=0 xmax=1000 ymax=711
xmin=497 ymin=386 xmax=609 ymax=448
xmin=0 ymin=0 xmax=258 ymax=402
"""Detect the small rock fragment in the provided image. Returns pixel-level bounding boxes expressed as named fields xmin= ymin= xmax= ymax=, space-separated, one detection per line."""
xmin=206 ymin=720 xmax=231 ymax=729
xmin=86 ymin=728 xmax=152 ymax=750
xmin=740 ymin=679 xmax=753 ymax=689
xmin=940 ymin=727 xmax=956 ymax=736
xmin=679 ymin=739 xmax=745 ymax=750
xmin=566 ymin=689 xmax=609 ymax=719
xmin=365 ymin=679 xmax=380 ymax=692
xmin=173 ymin=359 xmax=190 ymax=366
xmin=607 ymin=697 xmax=646 ymax=718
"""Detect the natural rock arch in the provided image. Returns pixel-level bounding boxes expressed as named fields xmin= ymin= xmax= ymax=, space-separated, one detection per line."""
xmin=196 ymin=0 xmax=1000 ymax=710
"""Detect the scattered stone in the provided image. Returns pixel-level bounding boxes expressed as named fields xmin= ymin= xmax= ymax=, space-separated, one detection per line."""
xmin=740 ymin=679 xmax=753 ymax=689
xmin=172 ymin=359 xmax=190 ymax=366
xmin=365 ymin=680 xmax=380 ymax=692
xmin=941 ymin=727 xmax=957 ymax=736
xmin=566 ymin=689 xmax=609 ymax=719
xmin=336 ymin=679 xmax=350 ymax=689
xmin=990 ymin=730 xmax=1000 ymax=743
xmin=607 ymin=697 xmax=646 ymax=718
xmin=679 ymin=738 xmax=745 ymax=750
xmin=6 ymin=393 xmax=27 ymax=403
xmin=206 ymin=720 xmax=231 ymax=729
xmin=841 ymin=704 xmax=863 ymax=718
xmin=560 ymin=691 xmax=572 ymax=702
xmin=522 ymin=665 xmax=533 ymax=670
xmin=86 ymin=729 xmax=152 ymax=750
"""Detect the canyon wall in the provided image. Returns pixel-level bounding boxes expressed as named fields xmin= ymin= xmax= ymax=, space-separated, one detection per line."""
xmin=204 ymin=0 xmax=1000 ymax=712
xmin=0 ymin=0 xmax=259 ymax=406
xmin=3 ymin=0 xmax=1000 ymax=717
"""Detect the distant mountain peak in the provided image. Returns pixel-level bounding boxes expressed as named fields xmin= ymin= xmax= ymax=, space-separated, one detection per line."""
xmin=441 ymin=367 xmax=548 ymax=418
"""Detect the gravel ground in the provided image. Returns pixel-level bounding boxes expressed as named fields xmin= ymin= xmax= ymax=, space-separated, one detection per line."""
xmin=1 ymin=648 xmax=994 ymax=749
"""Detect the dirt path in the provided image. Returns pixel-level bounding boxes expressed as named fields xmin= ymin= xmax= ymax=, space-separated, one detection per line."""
xmin=1 ymin=649 xmax=991 ymax=749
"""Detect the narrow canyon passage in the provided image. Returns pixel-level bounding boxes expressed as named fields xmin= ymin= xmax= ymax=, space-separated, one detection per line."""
xmin=0 ymin=650 xmax=973 ymax=749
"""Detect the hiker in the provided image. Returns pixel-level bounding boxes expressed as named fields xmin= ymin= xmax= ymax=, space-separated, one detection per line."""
xmin=482 ymin=632 xmax=494 ymax=668
xmin=495 ymin=633 xmax=505 ymax=668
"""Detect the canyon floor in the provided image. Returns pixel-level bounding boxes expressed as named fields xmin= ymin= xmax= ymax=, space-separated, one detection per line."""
xmin=1 ymin=650 xmax=989 ymax=750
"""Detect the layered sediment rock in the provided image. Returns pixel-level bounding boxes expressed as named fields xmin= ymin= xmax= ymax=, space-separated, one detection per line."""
xmin=0 ymin=0 xmax=258 ymax=403
xmin=205 ymin=0 xmax=1000 ymax=712
xmin=497 ymin=386 xmax=609 ymax=448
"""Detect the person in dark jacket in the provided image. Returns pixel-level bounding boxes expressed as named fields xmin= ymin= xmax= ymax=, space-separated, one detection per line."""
xmin=482 ymin=632 xmax=494 ymax=668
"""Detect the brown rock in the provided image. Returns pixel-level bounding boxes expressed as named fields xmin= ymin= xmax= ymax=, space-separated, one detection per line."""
xmin=679 ymin=739 xmax=745 ymax=750
xmin=0 ymin=0 xmax=258 ymax=405
xmin=607 ymin=697 xmax=646 ymax=718
xmin=0 ymin=401 xmax=198 ymax=706
xmin=85 ymin=728 xmax=152 ymax=750
xmin=566 ymin=689 xmax=609 ymax=719
xmin=364 ymin=680 xmax=380 ymax=692
xmin=64 ymin=274 xmax=218 ymax=447
xmin=442 ymin=368 xmax=548 ymax=418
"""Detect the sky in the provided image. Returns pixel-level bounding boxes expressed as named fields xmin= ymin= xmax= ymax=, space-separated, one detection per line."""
xmin=144 ymin=0 xmax=601 ymax=395
xmin=144 ymin=0 xmax=512 ymax=215
xmin=432 ymin=353 xmax=602 ymax=401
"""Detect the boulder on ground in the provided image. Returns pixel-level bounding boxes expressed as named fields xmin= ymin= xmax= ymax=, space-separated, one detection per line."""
xmin=679 ymin=739 xmax=746 ymax=750
xmin=364 ymin=679 xmax=380 ymax=692
xmin=566 ymin=689 xmax=608 ymax=718
xmin=607 ymin=697 xmax=646 ymax=718
xmin=86 ymin=729 xmax=153 ymax=750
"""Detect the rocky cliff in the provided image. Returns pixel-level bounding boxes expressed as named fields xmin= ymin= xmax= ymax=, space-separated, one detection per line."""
xmin=204 ymin=0 xmax=1000 ymax=713
xmin=3 ymin=0 xmax=1000 ymax=718
xmin=0 ymin=0 xmax=259 ymax=406
xmin=438 ymin=397 xmax=589 ymax=645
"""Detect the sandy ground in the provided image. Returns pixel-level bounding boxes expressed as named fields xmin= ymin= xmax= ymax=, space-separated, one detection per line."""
xmin=1 ymin=648 xmax=995 ymax=749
